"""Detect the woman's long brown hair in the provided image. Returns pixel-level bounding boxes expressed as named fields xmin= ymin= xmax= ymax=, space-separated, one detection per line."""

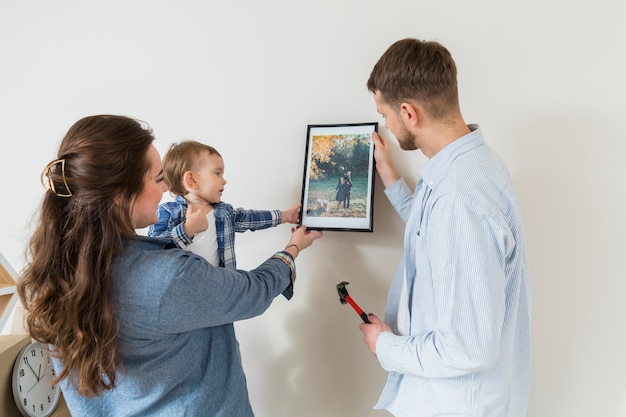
xmin=18 ymin=115 xmax=154 ymax=397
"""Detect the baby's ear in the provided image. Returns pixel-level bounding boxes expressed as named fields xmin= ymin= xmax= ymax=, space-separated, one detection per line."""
xmin=183 ymin=171 xmax=197 ymax=190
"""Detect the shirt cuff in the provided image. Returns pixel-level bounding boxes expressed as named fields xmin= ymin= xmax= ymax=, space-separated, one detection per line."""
xmin=174 ymin=223 xmax=193 ymax=246
xmin=272 ymin=209 xmax=282 ymax=225
xmin=271 ymin=251 xmax=296 ymax=300
xmin=376 ymin=331 xmax=410 ymax=372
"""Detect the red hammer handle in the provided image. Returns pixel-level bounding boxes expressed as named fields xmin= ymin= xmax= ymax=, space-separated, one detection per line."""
xmin=345 ymin=295 xmax=371 ymax=323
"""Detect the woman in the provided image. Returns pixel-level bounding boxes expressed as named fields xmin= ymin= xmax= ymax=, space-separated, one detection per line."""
xmin=18 ymin=115 xmax=322 ymax=416
xmin=334 ymin=176 xmax=345 ymax=210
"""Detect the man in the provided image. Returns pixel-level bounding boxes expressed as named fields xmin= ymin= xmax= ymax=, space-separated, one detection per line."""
xmin=359 ymin=38 xmax=530 ymax=417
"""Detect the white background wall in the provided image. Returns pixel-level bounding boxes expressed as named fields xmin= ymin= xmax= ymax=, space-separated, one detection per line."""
xmin=1 ymin=1 xmax=624 ymax=416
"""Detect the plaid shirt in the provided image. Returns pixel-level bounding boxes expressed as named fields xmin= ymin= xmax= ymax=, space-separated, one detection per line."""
xmin=148 ymin=195 xmax=282 ymax=269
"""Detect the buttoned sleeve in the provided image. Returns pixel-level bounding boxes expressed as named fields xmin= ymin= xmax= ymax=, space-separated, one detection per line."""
xmin=231 ymin=208 xmax=282 ymax=232
xmin=384 ymin=178 xmax=415 ymax=224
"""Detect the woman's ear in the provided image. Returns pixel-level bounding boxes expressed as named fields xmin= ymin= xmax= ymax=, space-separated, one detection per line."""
xmin=183 ymin=171 xmax=197 ymax=190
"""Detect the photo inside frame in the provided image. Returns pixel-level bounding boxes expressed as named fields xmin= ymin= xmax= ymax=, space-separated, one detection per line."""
xmin=299 ymin=123 xmax=378 ymax=232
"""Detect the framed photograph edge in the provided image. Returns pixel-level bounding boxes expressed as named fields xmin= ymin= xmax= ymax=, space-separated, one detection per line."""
xmin=298 ymin=122 xmax=378 ymax=232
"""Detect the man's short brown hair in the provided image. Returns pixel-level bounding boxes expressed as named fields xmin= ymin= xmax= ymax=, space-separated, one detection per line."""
xmin=367 ymin=38 xmax=460 ymax=120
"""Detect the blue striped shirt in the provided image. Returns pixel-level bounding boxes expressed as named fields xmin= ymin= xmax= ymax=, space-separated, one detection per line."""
xmin=147 ymin=195 xmax=282 ymax=269
xmin=375 ymin=125 xmax=530 ymax=417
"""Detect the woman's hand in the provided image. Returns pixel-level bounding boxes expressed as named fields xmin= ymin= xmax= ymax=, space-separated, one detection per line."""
xmin=284 ymin=225 xmax=322 ymax=258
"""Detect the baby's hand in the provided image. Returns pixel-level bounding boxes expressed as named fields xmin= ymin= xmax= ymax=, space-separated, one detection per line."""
xmin=282 ymin=203 xmax=302 ymax=224
xmin=185 ymin=204 xmax=209 ymax=237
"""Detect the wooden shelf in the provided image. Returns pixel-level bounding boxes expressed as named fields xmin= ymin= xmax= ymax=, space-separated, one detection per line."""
xmin=0 ymin=253 xmax=18 ymax=332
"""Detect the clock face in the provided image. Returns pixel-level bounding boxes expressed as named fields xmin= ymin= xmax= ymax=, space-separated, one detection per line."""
xmin=12 ymin=342 xmax=61 ymax=417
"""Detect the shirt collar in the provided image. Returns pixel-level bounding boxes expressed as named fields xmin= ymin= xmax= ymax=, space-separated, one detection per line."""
xmin=420 ymin=124 xmax=483 ymax=189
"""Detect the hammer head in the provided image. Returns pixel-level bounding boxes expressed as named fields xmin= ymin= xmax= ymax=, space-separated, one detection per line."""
xmin=336 ymin=281 xmax=350 ymax=304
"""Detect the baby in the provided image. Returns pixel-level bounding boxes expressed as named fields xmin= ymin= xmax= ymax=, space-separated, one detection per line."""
xmin=148 ymin=140 xmax=300 ymax=269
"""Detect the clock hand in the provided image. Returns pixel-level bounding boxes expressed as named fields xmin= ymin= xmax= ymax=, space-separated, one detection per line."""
xmin=27 ymin=364 xmax=44 ymax=394
xmin=27 ymin=379 xmax=40 ymax=394
xmin=24 ymin=357 xmax=40 ymax=381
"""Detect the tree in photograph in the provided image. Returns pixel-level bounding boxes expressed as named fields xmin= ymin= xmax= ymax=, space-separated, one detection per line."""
xmin=309 ymin=135 xmax=337 ymax=180
xmin=310 ymin=134 xmax=371 ymax=180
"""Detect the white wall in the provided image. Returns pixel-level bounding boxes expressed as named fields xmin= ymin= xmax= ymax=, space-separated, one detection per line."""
xmin=1 ymin=1 xmax=624 ymax=416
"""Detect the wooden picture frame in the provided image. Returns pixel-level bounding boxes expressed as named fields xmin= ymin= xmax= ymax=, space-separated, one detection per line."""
xmin=299 ymin=123 xmax=377 ymax=232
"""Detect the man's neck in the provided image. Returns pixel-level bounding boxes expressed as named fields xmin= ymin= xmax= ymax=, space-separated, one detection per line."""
xmin=420 ymin=120 xmax=471 ymax=159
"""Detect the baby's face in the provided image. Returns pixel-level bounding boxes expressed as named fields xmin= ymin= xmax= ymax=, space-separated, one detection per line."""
xmin=192 ymin=152 xmax=226 ymax=204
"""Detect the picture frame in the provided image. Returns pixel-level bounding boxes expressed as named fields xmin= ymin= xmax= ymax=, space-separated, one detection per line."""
xmin=299 ymin=122 xmax=378 ymax=232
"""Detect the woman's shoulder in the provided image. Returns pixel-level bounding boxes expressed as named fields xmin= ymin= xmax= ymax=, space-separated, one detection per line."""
xmin=119 ymin=236 xmax=192 ymax=273
xmin=113 ymin=237 xmax=211 ymax=293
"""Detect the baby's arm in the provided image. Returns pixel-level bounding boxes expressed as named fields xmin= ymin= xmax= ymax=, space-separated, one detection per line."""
xmin=184 ymin=203 xmax=209 ymax=238
xmin=148 ymin=201 xmax=207 ymax=247
xmin=281 ymin=203 xmax=302 ymax=224
xmin=230 ymin=205 xmax=285 ymax=232
xmin=148 ymin=204 xmax=176 ymax=238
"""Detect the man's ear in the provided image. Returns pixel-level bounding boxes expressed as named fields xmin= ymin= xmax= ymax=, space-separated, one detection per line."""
xmin=400 ymin=102 xmax=421 ymax=127
xmin=183 ymin=171 xmax=197 ymax=190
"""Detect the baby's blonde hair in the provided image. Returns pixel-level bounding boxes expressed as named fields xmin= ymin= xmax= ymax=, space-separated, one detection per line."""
xmin=162 ymin=140 xmax=222 ymax=196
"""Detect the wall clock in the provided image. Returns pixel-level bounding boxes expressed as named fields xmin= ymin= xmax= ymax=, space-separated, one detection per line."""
xmin=12 ymin=341 xmax=60 ymax=417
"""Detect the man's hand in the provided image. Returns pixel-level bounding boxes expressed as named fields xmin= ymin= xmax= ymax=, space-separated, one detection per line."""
xmin=359 ymin=314 xmax=392 ymax=355
xmin=371 ymin=132 xmax=400 ymax=188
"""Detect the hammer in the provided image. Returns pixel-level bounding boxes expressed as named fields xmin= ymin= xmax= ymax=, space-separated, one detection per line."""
xmin=336 ymin=281 xmax=371 ymax=323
